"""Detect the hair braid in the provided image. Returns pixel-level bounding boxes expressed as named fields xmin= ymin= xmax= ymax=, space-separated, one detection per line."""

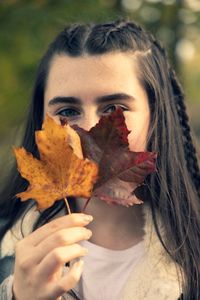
xmin=144 ymin=30 xmax=200 ymax=198
xmin=169 ymin=68 xmax=200 ymax=197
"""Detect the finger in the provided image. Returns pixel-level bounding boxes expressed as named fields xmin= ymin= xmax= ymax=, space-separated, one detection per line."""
xmin=25 ymin=213 xmax=93 ymax=246
xmin=47 ymin=260 xmax=84 ymax=299
xmin=33 ymin=227 xmax=92 ymax=264
xmin=36 ymin=244 xmax=88 ymax=279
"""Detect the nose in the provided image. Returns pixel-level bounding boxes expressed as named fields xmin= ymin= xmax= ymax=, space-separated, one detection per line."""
xmin=80 ymin=114 xmax=100 ymax=131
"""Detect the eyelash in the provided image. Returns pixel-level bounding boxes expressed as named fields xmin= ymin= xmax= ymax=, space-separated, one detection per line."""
xmin=56 ymin=104 xmax=128 ymax=118
xmin=57 ymin=107 xmax=80 ymax=118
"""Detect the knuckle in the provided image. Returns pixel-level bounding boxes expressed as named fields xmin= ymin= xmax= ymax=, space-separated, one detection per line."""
xmin=55 ymin=231 xmax=69 ymax=244
xmin=51 ymin=249 xmax=62 ymax=264
xmin=18 ymin=257 xmax=31 ymax=272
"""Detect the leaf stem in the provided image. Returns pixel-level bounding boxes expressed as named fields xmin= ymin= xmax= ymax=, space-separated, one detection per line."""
xmin=64 ymin=197 xmax=71 ymax=214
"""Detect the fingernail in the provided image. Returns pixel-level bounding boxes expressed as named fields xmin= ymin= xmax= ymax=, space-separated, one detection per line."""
xmin=82 ymin=215 xmax=93 ymax=223
xmin=86 ymin=230 xmax=92 ymax=239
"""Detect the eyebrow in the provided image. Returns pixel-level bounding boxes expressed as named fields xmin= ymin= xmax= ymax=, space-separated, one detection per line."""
xmin=48 ymin=93 xmax=135 ymax=106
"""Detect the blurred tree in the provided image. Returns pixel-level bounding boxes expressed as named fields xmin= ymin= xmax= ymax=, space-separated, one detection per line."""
xmin=0 ymin=0 xmax=199 ymax=176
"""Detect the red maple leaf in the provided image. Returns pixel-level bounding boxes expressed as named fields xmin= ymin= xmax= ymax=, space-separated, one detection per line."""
xmin=71 ymin=108 xmax=157 ymax=207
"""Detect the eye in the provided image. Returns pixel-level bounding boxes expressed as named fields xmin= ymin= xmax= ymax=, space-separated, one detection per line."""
xmin=103 ymin=105 xmax=128 ymax=114
xmin=56 ymin=108 xmax=80 ymax=118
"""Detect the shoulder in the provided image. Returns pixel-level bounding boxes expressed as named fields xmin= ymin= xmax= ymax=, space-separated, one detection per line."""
xmin=0 ymin=206 xmax=40 ymax=258
xmin=0 ymin=206 xmax=39 ymax=284
xmin=122 ymin=203 xmax=183 ymax=300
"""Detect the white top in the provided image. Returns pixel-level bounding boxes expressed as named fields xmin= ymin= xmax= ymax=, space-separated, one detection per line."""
xmin=74 ymin=239 xmax=145 ymax=300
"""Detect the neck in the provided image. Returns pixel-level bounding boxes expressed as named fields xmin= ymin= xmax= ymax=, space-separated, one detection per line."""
xmin=75 ymin=196 xmax=145 ymax=250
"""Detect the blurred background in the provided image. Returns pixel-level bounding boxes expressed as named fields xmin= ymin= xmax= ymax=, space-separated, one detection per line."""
xmin=0 ymin=0 xmax=200 ymax=174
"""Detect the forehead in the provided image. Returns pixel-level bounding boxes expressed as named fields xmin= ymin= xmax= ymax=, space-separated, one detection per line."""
xmin=48 ymin=51 xmax=137 ymax=74
xmin=44 ymin=52 xmax=143 ymax=101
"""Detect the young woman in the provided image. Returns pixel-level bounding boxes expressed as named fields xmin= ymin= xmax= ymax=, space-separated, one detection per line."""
xmin=0 ymin=19 xmax=199 ymax=300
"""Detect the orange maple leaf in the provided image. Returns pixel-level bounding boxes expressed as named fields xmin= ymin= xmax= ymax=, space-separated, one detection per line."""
xmin=14 ymin=115 xmax=99 ymax=210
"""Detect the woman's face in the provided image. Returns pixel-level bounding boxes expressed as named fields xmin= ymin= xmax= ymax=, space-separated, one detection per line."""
xmin=44 ymin=52 xmax=150 ymax=151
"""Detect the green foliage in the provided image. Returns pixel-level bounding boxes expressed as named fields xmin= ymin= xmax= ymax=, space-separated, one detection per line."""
xmin=0 ymin=0 xmax=122 ymax=141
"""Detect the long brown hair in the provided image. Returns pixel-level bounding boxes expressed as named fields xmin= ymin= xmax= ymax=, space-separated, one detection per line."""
xmin=0 ymin=20 xmax=200 ymax=299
